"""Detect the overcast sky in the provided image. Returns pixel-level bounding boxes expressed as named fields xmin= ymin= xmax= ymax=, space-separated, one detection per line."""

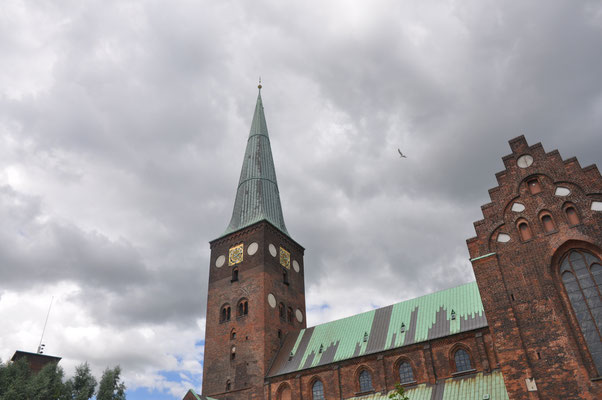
xmin=1 ymin=1 xmax=602 ymax=399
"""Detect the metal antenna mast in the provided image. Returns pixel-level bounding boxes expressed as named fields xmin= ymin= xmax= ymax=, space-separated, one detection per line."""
xmin=37 ymin=296 xmax=54 ymax=354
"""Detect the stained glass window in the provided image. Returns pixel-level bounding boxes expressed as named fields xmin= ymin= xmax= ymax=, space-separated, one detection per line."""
xmin=561 ymin=249 xmax=602 ymax=374
xmin=399 ymin=362 xmax=414 ymax=383
xmin=359 ymin=370 xmax=373 ymax=392
xmin=454 ymin=349 xmax=472 ymax=372
xmin=312 ymin=380 xmax=325 ymax=400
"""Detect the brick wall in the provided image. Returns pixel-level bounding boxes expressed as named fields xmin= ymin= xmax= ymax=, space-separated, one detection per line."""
xmin=467 ymin=136 xmax=602 ymax=399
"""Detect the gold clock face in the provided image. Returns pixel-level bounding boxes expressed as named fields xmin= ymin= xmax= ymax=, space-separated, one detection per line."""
xmin=279 ymin=247 xmax=290 ymax=269
xmin=229 ymin=244 xmax=244 ymax=266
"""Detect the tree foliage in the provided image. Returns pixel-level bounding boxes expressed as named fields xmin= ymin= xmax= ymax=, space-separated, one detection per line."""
xmin=388 ymin=383 xmax=410 ymax=400
xmin=65 ymin=362 xmax=97 ymax=400
xmin=97 ymin=366 xmax=126 ymax=400
xmin=0 ymin=358 xmax=120 ymax=400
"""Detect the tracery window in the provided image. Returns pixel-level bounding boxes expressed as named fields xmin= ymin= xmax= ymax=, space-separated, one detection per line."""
xmin=220 ymin=304 xmax=231 ymax=322
xmin=312 ymin=380 xmax=325 ymax=400
xmin=359 ymin=369 xmax=373 ymax=392
xmin=454 ymin=348 xmax=472 ymax=372
xmin=560 ymin=249 xmax=602 ymax=374
xmin=398 ymin=361 xmax=414 ymax=383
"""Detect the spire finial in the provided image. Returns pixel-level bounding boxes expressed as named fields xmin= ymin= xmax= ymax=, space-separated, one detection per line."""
xmin=258 ymin=76 xmax=262 ymax=90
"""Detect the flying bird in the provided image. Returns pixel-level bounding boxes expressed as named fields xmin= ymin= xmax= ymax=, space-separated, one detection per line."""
xmin=398 ymin=148 xmax=407 ymax=158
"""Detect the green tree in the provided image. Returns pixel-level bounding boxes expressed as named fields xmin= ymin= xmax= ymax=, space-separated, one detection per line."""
xmin=96 ymin=366 xmax=126 ymax=400
xmin=28 ymin=362 xmax=67 ymax=400
xmin=388 ymin=383 xmax=410 ymax=400
xmin=0 ymin=358 xmax=32 ymax=400
xmin=65 ymin=362 xmax=97 ymax=400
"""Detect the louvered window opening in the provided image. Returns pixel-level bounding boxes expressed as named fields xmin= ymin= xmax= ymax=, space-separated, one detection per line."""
xmin=359 ymin=370 xmax=373 ymax=392
xmin=454 ymin=349 xmax=472 ymax=372
xmin=399 ymin=362 xmax=414 ymax=383
xmin=561 ymin=249 xmax=602 ymax=374
xmin=312 ymin=380 xmax=325 ymax=400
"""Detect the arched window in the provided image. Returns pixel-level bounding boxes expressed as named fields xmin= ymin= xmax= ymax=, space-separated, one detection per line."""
xmin=312 ymin=380 xmax=325 ymax=400
xmin=398 ymin=361 xmax=414 ymax=383
xmin=528 ymin=178 xmax=542 ymax=194
xmin=283 ymin=269 xmax=289 ymax=284
xmin=560 ymin=249 xmax=602 ymax=374
xmin=565 ymin=206 xmax=580 ymax=225
xmin=287 ymin=307 xmax=293 ymax=323
xmin=232 ymin=267 xmax=239 ymax=282
xmin=277 ymin=384 xmax=291 ymax=400
xmin=518 ymin=221 xmax=533 ymax=241
xmin=220 ymin=304 xmax=231 ymax=322
xmin=359 ymin=369 xmax=373 ymax=392
xmin=237 ymin=299 xmax=248 ymax=317
xmin=230 ymin=329 xmax=236 ymax=340
xmin=541 ymin=213 xmax=556 ymax=233
xmin=230 ymin=345 xmax=236 ymax=360
xmin=226 ymin=380 xmax=231 ymax=391
xmin=279 ymin=303 xmax=285 ymax=319
xmin=454 ymin=348 xmax=472 ymax=372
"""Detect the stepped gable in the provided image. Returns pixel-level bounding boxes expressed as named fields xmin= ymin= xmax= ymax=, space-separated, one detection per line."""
xmin=467 ymin=135 xmax=602 ymax=259
xmin=267 ymin=282 xmax=486 ymax=377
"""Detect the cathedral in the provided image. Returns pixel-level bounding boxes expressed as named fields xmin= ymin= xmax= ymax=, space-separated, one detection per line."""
xmin=184 ymin=85 xmax=602 ymax=400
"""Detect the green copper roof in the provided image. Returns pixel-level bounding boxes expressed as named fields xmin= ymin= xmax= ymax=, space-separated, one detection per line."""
xmin=268 ymin=282 xmax=487 ymax=377
xmin=222 ymin=89 xmax=289 ymax=237
xmin=347 ymin=370 xmax=508 ymax=400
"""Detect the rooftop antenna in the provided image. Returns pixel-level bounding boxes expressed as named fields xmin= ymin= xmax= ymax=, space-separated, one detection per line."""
xmin=37 ymin=296 xmax=54 ymax=354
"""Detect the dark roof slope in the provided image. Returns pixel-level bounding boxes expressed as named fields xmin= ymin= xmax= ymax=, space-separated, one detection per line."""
xmin=268 ymin=282 xmax=486 ymax=377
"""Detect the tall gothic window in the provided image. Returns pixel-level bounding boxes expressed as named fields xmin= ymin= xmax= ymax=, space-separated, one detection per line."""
xmin=398 ymin=361 xmax=414 ymax=383
xmin=560 ymin=249 xmax=602 ymax=374
xmin=359 ymin=370 xmax=373 ymax=392
xmin=311 ymin=380 xmax=325 ymax=400
xmin=454 ymin=349 xmax=472 ymax=372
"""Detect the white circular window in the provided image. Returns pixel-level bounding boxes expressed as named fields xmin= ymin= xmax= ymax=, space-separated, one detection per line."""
xmin=295 ymin=309 xmax=303 ymax=323
xmin=247 ymin=242 xmax=259 ymax=255
xmin=215 ymin=255 xmax=225 ymax=268
xmin=293 ymin=260 xmax=300 ymax=273
xmin=269 ymin=244 xmax=277 ymax=257
xmin=268 ymin=293 xmax=276 ymax=308
xmin=517 ymin=155 xmax=534 ymax=168
xmin=511 ymin=203 xmax=525 ymax=212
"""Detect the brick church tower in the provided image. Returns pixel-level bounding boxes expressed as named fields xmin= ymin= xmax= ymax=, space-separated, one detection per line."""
xmin=202 ymin=86 xmax=306 ymax=400
xmin=467 ymin=136 xmax=602 ymax=399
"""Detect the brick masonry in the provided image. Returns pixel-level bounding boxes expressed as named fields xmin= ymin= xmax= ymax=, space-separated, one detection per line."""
xmin=198 ymin=136 xmax=602 ymax=400
xmin=202 ymin=221 xmax=306 ymax=400
xmin=467 ymin=135 xmax=602 ymax=399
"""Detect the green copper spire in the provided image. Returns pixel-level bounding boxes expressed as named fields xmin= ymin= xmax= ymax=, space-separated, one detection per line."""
xmin=223 ymin=86 xmax=289 ymax=237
